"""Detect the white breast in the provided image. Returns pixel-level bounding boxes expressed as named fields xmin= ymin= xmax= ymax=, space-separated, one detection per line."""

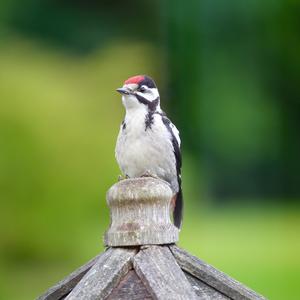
xmin=115 ymin=112 xmax=178 ymax=192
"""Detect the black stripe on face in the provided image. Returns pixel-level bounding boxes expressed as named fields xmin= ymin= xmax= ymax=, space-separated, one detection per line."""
xmin=135 ymin=94 xmax=159 ymax=111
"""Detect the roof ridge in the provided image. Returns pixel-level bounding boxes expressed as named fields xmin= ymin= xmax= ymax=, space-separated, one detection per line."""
xmin=169 ymin=245 xmax=267 ymax=300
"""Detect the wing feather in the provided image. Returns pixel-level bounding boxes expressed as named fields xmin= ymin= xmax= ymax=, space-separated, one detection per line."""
xmin=160 ymin=112 xmax=183 ymax=228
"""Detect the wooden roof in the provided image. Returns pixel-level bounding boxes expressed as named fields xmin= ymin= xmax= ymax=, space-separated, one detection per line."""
xmin=37 ymin=245 xmax=265 ymax=300
xmin=37 ymin=178 xmax=266 ymax=300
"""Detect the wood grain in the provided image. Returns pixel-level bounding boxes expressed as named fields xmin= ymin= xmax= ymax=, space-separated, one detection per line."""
xmin=107 ymin=269 xmax=152 ymax=300
xmin=105 ymin=177 xmax=179 ymax=246
xmin=65 ymin=247 xmax=136 ymax=300
xmin=133 ymin=245 xmax=198 ymax=299
xmin=184 ymin=271 xmax=230 ymax=300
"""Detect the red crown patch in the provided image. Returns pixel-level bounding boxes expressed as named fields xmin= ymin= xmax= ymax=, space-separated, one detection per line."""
xmin=124 ymin=75 xmax=145 ymax=85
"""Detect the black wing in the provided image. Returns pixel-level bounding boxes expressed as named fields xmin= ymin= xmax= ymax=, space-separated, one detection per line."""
xmin=161 ymin=113 xmax=183 ymax=229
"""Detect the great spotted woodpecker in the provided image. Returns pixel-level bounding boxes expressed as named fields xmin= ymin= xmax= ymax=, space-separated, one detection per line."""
xmin=115 ymin=75 xmax=183 ymax=229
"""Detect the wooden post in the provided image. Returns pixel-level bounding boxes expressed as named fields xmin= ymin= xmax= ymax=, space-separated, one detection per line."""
xmin=104 ymin=177 xmax=179 ymax=246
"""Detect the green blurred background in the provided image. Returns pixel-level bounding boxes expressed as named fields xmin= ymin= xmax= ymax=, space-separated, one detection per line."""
xmin=0 ymin=1 xmax=299 ymax=299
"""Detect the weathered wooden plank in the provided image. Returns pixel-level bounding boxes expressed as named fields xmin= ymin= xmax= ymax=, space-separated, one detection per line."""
xmin=133 ymin=245 xmax=198 ymax=300
xmin=170 ymin=245 xmax=266 ymax=300
xmin=37 ymin=252 xmax=104 ymax=300
xmin=65 ymin=247 xmax=136 ymax=300
xmin=107 ymin=269 xmax=153 ymax=300
xmin=184 ymin=271 xmax=230 ymax=300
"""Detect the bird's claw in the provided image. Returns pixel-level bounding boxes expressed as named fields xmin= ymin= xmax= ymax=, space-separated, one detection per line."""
xmin=118 ymin=174 xmax=130 ymax=181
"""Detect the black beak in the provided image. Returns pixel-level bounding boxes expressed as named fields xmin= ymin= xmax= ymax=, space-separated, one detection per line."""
xmin=116 ymin=87 xmax=130 ymax=95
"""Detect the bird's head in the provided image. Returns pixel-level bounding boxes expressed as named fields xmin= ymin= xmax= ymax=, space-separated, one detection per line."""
xmin=117 ymin=75 xmax=160 ymax=112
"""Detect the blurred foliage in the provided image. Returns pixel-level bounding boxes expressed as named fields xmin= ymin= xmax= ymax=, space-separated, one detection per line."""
xmin=0 ymin=39 xmax=161 ymax=299
xmin=163 ymin=0 xmax=300 ymax=200
xmin=0 ymin=0 xmax=160 ymax=54
xmin=1 ymin=0 xmax=299 ymax=199
xmin=0 ymin=1 xmax=299 ymax=299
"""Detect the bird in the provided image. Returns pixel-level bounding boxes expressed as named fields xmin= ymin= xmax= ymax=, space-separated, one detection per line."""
xmin=115 ymin=75 xmax=183 ymax=229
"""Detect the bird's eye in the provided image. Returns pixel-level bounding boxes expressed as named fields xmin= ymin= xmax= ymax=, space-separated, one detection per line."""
xmin=139 ymin=86 xmax=146 ymax=93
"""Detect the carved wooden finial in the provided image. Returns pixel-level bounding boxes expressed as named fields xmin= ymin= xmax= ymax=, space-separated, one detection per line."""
xmin=104 ymin=177 xmax=179 ymax=246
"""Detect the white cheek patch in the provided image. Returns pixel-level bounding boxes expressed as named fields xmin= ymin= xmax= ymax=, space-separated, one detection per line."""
xmin=149 ymin=88 xmax=159 ymax=99
xmin=137 ymin=88 xmax=159 ymax=102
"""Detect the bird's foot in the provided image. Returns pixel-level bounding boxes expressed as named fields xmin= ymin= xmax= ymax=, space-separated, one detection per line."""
xmin=118 ymin=174 xmax=130 ymax=181
xmin=141 ymin=171 xmax=159 ymax=179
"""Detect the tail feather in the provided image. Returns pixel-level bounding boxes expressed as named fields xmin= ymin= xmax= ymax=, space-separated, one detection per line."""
xmin=173 ymin=188 xmax=183 ymax=229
